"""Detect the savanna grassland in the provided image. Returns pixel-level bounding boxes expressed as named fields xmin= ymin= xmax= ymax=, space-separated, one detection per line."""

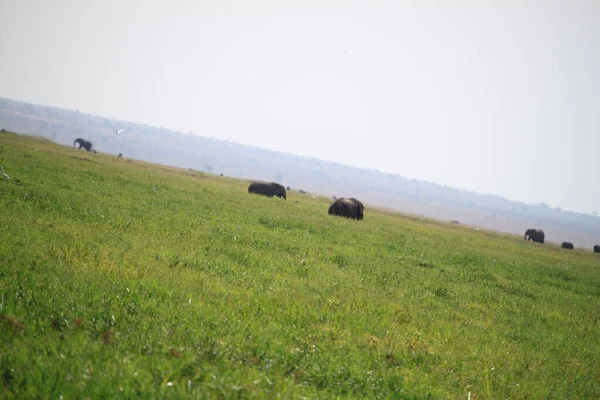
xmin=0 ymin=131 xmax=599 ymax=399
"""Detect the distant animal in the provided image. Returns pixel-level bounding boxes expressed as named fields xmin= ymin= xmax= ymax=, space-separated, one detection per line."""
xmin=118 ymin=153 xmax=123 ymax=159
xmin=73 ymin=138 xmax=93 ymax=152
xmin=450 ymin=220 xmax=460 ymax=224
xmin=298 ymin=189 xmax=307 ymax=194
xmin=524 ymin=228 xmax=545 ymax=244
xmin=92 ymin=149 xmax=97 ymax=154
xmin=248 ymin=181 xmax=287 ymax=199
xmin=333 ymin=196 xmax=337 ymax=200
xmin=113 ymin=128 xmax=125 ymax=135
xmin=561 ymin=242 xmax=574 ymax=250
xmin=1 ymin=166 xmax=10 ymax=180
xmin=286 ymin=186 xmax=291 ymax=190
xmin=594 ymin=245 xmax=600 ymax=253
xmin=220 ymin=173 xmax=223 ymax=177
xmin=328 ymin=197 xmax=364 ymax=220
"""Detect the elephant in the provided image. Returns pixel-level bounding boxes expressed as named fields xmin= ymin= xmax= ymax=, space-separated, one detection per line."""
xmin=594 ymin=245 xmax=600 ymax=253
xmin=248 ymin=181 xmax=287 ymax=199
xmin=524 ymin=228 xmax=545 ymax=244
xmin=74 ymin=138 xmax=93 ymax=152
xmin=328 ymin=197 xmax=364 ymax=220
xmin=561 ymin=242 xmax=574 ymax=250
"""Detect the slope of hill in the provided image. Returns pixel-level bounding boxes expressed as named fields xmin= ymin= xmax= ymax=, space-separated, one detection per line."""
xmin=1 ymin=131 xmax=599 ymax=398
xmin=1 ymin=97 xmax=599 ymax=248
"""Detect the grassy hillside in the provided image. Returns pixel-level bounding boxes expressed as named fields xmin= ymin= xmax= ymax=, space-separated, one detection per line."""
xmin=1 ymin=131 xmax=599 ymax=399
xmin=5 ymin=96 xmax=600 ymax=251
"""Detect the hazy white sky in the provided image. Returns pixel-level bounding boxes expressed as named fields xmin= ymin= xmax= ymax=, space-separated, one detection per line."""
xmin=1 ymin=1 xmax=598 ymax=213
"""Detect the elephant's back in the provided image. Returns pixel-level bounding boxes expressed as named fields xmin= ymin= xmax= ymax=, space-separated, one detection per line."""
xmin=248 ymin=181 xmax=266 ymax=191
xmin=329 ymin=198 xmax=356 ymax=213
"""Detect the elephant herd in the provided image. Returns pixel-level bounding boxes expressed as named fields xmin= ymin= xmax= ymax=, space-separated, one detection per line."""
xmin=525 ymin=228 xmax=599 ymax=253
xmin=248 ymin=181 xmax=364 ymax=220
xmin=249 ymin=181 xmax=600 ymax=254
xmin=67 ymin=136 xmax=600 ymax=256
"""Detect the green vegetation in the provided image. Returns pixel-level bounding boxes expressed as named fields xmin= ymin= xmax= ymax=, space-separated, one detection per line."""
xmin=1 ymin=131 xmax=599 ymax=399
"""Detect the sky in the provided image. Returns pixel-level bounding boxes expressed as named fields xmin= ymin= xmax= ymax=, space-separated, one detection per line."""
xmin=1 ymin=0 xmax=598 ymax=213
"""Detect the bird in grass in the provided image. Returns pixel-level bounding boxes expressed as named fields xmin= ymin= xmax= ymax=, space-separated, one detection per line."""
xmin=1 ymin=166 xmax=10 ymax=180
xmin=113 ymin=128 xmax=125 ymax=135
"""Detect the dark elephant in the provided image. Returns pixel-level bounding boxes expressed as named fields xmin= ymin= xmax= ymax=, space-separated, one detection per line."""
xmin=248 ymin=181 xmax=286 ymax=199
xmin=328 ymin=197 xmax=364 ymax=220
xmin=74 ymin=138 xmax=93 ymax=152
xmin=594 ymin=245 xmax=600 ymax=253
xmin=561 ymin=242 xmax=574 ymax=250
xmin=524 ymin=228 xmax=545 ymax=244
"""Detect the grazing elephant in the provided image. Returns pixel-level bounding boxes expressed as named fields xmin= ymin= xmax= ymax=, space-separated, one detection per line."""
xmin=594 ymin=245 xmax=600 ymax=253
xmin=450 ymin=220 xmax=460 ymax=224
xmin=561 ymin=242 xmax=574 ymax=250
xmin=524 ymin=228 xmax=545 ymax=244
xmin=248 ymin=181 xmax=287 ymax=199
xmin=328 ymin=197 xmax=364 ymax=220
xmin=74 ymin=138 xmax=93 ymax=152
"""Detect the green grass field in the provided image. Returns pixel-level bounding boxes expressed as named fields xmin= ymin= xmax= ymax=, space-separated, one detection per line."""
xmin=1 ymin=131 xmax=599 ymax=399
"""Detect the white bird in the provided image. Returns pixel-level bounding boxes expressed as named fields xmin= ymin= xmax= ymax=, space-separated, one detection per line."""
xmin=113 ymin=128 xmax=125 ymax=135
xmin=1 ymin=166 xmax=10 ymax=180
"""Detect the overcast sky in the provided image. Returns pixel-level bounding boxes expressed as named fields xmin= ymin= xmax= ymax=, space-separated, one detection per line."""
xmin=1 ymin=1 xmax=598 ymax=213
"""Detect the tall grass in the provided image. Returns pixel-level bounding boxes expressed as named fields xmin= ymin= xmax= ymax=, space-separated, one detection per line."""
xmin=1 ymin=131 xmax=599 ymax=399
